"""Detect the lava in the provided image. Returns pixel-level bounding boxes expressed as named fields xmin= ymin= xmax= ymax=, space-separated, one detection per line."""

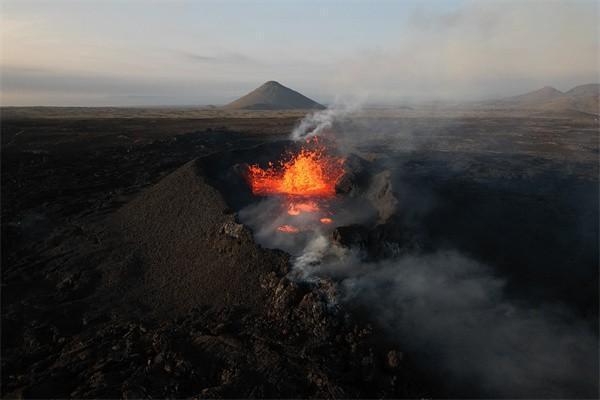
xmin=247 ymin=139 xmax=344 ymax=198
xmin=247 ymin=138 xmax=344 ymax=234
xmin=287 ymin=201 xmax=319 ymax=215
xmin=277 ymin=224 xmax=299 ymax=233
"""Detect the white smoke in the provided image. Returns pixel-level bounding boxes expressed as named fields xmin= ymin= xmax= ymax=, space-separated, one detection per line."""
xmin=290 ymin=234 xmax=330 ymax=278
xmin=290 ymin=233 xmax=355 ymax=281
xmin=311 ymin=250 xmax=599 ymax=397
xmin=290 ymin=98 xmax=362 ymax=141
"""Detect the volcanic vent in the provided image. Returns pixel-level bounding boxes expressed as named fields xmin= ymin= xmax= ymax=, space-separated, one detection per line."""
xmin=244 ymin=138 xmax=345 ymax=234
xmin=109 ymin=134 xmax=399 ymax=316
xmin=100 ymin=145 xmax=418 ymax=398
xmin=199 ymin=137 xmax=399 ymax=259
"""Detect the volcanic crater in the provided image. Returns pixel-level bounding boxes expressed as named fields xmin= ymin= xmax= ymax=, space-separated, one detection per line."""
xmin=94 ymin=140 xmax=429 ymax=397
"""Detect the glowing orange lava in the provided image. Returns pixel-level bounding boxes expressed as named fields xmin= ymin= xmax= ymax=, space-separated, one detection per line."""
xmin=277 ymin=224 xmax=299 ymax=233
xmin=248 ymin=138 xmax=343 ymax=234
xmin=247 ymin=141 xmax=344 ymax=198
xmin=287 ymin=201 xmax=319 ymax=215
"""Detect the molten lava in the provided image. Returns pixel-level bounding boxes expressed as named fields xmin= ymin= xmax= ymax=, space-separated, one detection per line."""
xmin=277 ymin=224 xmax=299 ymax=233
xmin=247 ymin=141 xmax=344 ymax=198
xmin=247 ymin=138 xmax=344 ymax=234
xmin=287 ymin=201 xmax=319 ymax=216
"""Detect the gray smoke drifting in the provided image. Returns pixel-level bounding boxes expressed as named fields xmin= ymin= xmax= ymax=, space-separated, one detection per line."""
xmin=309 ymin=250 xmax=598 ymax=397
xmin=291 ymin=99 xmax=362 ymax=141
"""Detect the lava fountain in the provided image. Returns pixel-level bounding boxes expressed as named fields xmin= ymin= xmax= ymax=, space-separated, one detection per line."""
xmin=246 ymin=138 xmax=344 ymax=233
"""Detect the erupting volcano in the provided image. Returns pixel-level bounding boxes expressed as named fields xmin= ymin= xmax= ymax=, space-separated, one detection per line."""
xmin=246 ymin=138 xmax=344 ymax=233
xmin=247 ymin=138 xmax=344 ymax=198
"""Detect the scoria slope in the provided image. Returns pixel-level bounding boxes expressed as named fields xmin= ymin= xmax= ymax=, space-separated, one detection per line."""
xmin=109 ymin=159 xmax=288 ymax=317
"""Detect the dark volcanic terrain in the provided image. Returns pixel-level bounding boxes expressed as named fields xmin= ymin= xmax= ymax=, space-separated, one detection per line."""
xmin=1 ymin=108 xmax=598 ymax=398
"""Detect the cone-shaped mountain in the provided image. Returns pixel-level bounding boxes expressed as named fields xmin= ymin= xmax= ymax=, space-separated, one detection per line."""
xmin=225 ymin=81 xmax=325 ymax=110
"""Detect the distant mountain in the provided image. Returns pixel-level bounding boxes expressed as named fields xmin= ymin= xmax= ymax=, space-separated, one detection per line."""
xmin=483 ymin=84 xmax=599 ymax=114
xmin=565 ymin=83 xmax=600 ymax=97
xmin=224 ymin=81 xmax=325 ymax=110
xmin=501 ymin=86 xmax=565 ymax=106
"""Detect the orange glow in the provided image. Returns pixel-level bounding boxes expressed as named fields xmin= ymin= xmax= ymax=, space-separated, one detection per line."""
xmin=247 ymin=141 xmax=344 ymax=198
xmin=277 ymin=224 xmax=299 ymax=233
xmin=287 ymin=201 xmax=319 ymax=215
xmin=248 ymin=138 xmax=343 ymax=234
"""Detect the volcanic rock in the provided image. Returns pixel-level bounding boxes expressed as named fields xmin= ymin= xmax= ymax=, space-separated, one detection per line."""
xmin=220 ymin=220 xmax=246 ymax=239
xmin=367 ymin=170 xmax=398 ymax=223
xmin=387 ymin=350 xmax=403 ymax=368
xmin=110 ymin=159 xmax=289 ymax=317
xmin=335 ymin=153 xmax=398 ymax=223
xmin=335 ymin=154 xmax=372 ymax=197
xmin=224 ymin=81 xmax=325 ymax=110
xmin=331 ymin=224 xmax=370 ymax=249
xmin=331 ymin=222 xmax=411 ymax=260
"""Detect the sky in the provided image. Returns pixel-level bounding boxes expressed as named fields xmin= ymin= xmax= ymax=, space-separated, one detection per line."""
xmin=1 ymin=0 xmax=598 ymax=106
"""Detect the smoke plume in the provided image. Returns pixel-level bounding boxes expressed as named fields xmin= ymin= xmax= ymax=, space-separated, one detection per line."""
xmin=312 ymin=250 xmax=598 ymax=397
xmin=291 ymin=98 xmax=362 ymax=141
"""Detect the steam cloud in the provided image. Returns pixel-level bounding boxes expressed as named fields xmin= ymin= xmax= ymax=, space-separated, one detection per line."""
xmin=291 ymin=99 xmax=362 ymax=141
xmin=314 ymin=250 xmax=598 ymax=397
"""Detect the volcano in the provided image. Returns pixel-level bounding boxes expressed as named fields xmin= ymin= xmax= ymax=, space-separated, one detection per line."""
xmin=224 ymin=81 xmax=325 ymax=110
xmin=483 ymin=83 xmax=600 ymax=114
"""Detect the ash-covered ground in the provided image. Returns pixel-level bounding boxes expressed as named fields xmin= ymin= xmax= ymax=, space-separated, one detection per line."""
xmin=1 ymin=109 xmax=598 ymax=398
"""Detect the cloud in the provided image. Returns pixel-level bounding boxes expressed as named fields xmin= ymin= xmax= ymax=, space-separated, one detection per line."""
xmin=177 ymin=50 xmax=259 ymax=65
xmin=327 ymin=0 xmax=599 ymax=101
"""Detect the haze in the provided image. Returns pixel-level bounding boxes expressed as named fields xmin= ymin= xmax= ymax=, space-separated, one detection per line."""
xmin=1 ymin=0 xmax=598 ymax=106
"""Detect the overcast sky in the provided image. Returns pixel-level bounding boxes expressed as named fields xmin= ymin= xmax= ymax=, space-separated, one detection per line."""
xmin=1 ymin=0 xmax=598 ymax=106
